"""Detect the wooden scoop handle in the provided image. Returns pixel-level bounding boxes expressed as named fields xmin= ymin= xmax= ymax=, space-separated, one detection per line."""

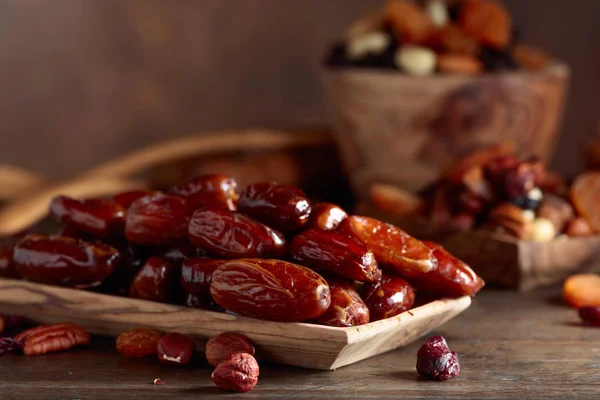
xmin=0 ymin=165 xmax=43 ymax=201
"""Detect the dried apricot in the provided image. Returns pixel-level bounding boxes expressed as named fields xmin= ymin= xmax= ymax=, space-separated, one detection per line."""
xmin=563 ymin=274 xmax=600 ymax=308
xmin=434 ymin=23 xmax=480 ymax=56
xmin=458 ymin=0 xmax=512 ymax=49
xmin=437 ymin=54 xmax=483 ymax=75
xmin=385 ymin=0 xmax=435 ymax=44
xmin=571 ymin=172 xmax=600 ymax=232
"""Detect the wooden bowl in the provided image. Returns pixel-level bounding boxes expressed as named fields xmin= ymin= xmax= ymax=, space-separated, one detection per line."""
xmin=0 ymin=279 xmax=471 ymax=370
xmin=323 ymin=64 xmax=571 ymax=195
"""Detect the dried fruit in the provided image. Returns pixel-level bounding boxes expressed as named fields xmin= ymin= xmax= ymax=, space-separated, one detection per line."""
xmin=394 ymin=46 xmax=437 ymax=76
xmin=538 ymin=194 xmax=574 ymax=233
xmin=485 ymin=203 xmax=531 ymax=239
xmin=188 ymin=207 xmax=287 ymax=259
xmin=113 ymin=190 xmax=152 ymax=209
xmin=571 ymin=172 xmax=600 ymax=232
xmin=290 ymin=229 xmax=381 ymax=282
xmin=437 ymin=54 xmax=483 ymax=74
xmin=116 ymin=328 xmax=163 ymax=358
xmin=563 ymin=274 xmax=600 ymax=308
xmin=313 ymin=278 xmax=370 ymax=327
xmin=579 ymin=306 xmax=600 ymax=327
xmin=15 ymin=322 xmax=90 ymax=356
xmin=183 ymin=293 xmax=206 ymax=309
xmin=0 ymin=337 xmax=22 ymax=356
xmin=338 ymin=216 xmax=436 ymax=277
xmin=13 ymin=234 xmax=120 ymax=288
xmin=512 ymin=45 xmax=550 ymax=71
xmin=385 ymin=0 xmax=435 ymax=44
xmin=168 ymin=174 xmax=238 ymax=211
xmin=210 ymin=259 xmax=331 ymax=322
xmin=149 ymin=242 xmax=198 ymax=263
xmin=180 ymin=258 xmax=226 ymax=296
xmin=528 ymin=218 xmax=556 ymax=243
xmin=425 ymin=0 xmax=449 ymax=28
xmin=479 ymin=45 xmax=517 ymax=71
xmin=129 ymin=257 xmax=180 ymax=302
xmin=211 ymin=352 xmax=259 ymax=393
xmin=305 ymin=202 xmax=348 ymax=231
xmin=346 ymin=32 xmax=391 ymax=61
xmin=157 ymin=332 xmax=195 ymax=366
xmin=459 ymin=0 xmax=512 ymax=49
xmin=237 ymin=182 xmax=311 ymax=232
xmin=125 ymin=193 xmax=191 ymax=245
xmin=564 ymin=218 xmax=594 ymax=237
xmin=205 ymin=332 xmax=255 ymax=367
xmin=434 ymin=23 xmax=479 ymax=56
xmin=361 ymin=274 xmax=415 ymax=321
xmin=50 ymin=196 xmax=126 ymax=238
xmin=369 ymin=184 xmax=423 ymax=217
xmin=410 ymin=242 xmax=484 ymax=297
xmin=416 ymin=335 xmax=460 ymax=381
xmin=0 ymin=243 xmax=18 ymax=279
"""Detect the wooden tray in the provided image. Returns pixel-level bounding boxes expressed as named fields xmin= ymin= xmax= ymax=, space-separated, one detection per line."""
xmin=0 ymin=278 xmax=471 ymax=370
xmin=362 ymin=205 xmax=600 ymax=291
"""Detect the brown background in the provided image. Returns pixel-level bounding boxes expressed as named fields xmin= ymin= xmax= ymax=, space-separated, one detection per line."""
xmin=1 ymin=0 xmax=598 ymax=179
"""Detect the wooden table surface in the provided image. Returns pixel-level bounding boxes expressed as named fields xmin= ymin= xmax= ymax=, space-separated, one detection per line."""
xmin=1 ymin=286 xmax=597 ymax=400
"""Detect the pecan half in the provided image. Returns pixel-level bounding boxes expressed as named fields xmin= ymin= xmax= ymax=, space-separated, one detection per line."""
xmin=15 ymin=322 xmax=90 ymax=356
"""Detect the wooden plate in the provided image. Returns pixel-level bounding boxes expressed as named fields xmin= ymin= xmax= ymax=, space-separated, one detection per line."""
xmin=0 ymin=278 xmax=470 ymax=370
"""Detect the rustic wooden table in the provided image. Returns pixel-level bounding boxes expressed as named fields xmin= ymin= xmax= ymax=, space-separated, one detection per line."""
xmin=1 ymin=287 xmax=597 ymax=399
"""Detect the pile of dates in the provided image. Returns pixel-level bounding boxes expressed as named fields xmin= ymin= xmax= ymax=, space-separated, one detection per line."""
xmin=0 ymin=174 xmax=484 ymax=326
xmin=371 ymin=144 xmax=598 ymax=242
xmin=326 ymin=0 xmax=551 ymax=75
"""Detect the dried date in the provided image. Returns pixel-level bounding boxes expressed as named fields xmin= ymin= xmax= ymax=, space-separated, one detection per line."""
xmin=125 ymin=193 xmax=191 ymax=245
xmin=338 ymin=216 xmax=436 ymax=277
xmin=129 ymin=257 xmax=180 ymax=302
xmin=169 ymin=174 xmax=238 ymax=211
xmin=181 ymin=258 xmax=227 ymax=296
xmin=290 ymin=229 xmax=381 ymax=282
xmin=13 ymin=234 xmax=120 ymax=288
xmin=50 ymin=196 xmax=126 ymax=238
xmin=210 ymin=259 xmax=331 ymax=322
xmin=305 ymin=202 xmax=347 ymax=231
xmin=0 ymin=243 xmax=19 ymax=279
xmin=313 ymin=278 xmax=369 ymax=327
xmin=188 ymin=207 xmax=286 ymax=259
xmin=237 ymin=182 xmax=311 ymax=232
xmin=113 ymin=190 xmax=153 ymax=209
xmin=361 ymin=274 xmax=415 ymax=321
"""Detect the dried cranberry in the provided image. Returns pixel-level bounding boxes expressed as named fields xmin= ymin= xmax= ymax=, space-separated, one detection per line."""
xmin=580 ymin=306 xmax=600 ymax=327
xmin=416 ymin=336 xmax=460 ymax=381
xmin=0 ymin=337 xmax=21 ymax=356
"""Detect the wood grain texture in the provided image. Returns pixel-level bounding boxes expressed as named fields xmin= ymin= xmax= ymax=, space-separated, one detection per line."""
xmin=324 ymin=64 xmax=570 ymax=195
xmin=0 ymin=278 xmax=470 ymax=370
xmin=0 ymin=287 xmax=598 ymax=399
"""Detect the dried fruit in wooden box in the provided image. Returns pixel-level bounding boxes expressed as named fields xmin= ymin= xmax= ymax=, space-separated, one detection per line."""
xmin=50 ymin=196 xmax=126 ymax=238
xmin=237 ymin=182 xmax=311 ymax=232
xmin=571 ymin=172 xmax=600 ymax=232
xmin=13 ymin=234 xmax=119 ymax=288
xmin=484 ymin=203 xmax=532 ymax=239
xmin=385 ymin=0 xmax=435 ymax=44
xmin=290 ymin=229 xmax=381 ymax=283
xmin=210 ymin=259 xmax=331 ymax=322
xmin=512 ymin=45 xmax=550 ymax=71
xmin=409 ymin=242 xmax=484 ymax=297
xmin=564 ymin=218 xmax=593 ymax=238
xmin=338 ymin=216 xmax=436 ymax=277
xmin=563 ymin=274 xmax=600 ymax=309
xmin=361 ymin=274 xmax=415 ymax=321
xmin=129 ymin=257 xmax=180 ymax=302
xmin=168 ymin=174 xmax=238 ymax=211
xmin=433 ymin=23 xmax=480 ymax=56
xmin=180 ymin=258 xmax=227 ymax=297
xmin=125 ymin=193 xmax=191 ymax=245
xmin=437 ymin=54 xmax=483 ymax=75
xmin=458 ymin=0 xmax=512 ymax=49
xmin=313 ymin=278 xmax=370 ymax=327
xmin=188 ymin=206 xmax=286 ymax=259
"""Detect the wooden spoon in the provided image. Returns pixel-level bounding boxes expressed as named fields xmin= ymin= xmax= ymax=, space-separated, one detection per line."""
xmin=0 ymin=165 xmax=43 ymax=200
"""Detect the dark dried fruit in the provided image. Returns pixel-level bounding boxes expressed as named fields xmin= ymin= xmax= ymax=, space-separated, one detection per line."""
xmin=410 ymin=242 xmax=484 ymax=297
xmin=125 ymin=193 xmax=191 ymax=245
xmin=157 ymin=332 xmax=195 ymax=365
xmin=116 ymin=328 xmax=163 ymax=358
xmin=205 ymin=332 xmax=255 ymax=367
xmin=479 ymin=46 xmax=517 ymax=71
xmin=306 ymin=202 xmax=348 ymax=231
xmin=129 ymin=257 xmax=180 ymax=302
xmin=13 ymin=234 xmax=120 ymax=288
xmin=361 ymin=274 xmax=415 ymax=321
xmin=169 ymin=174 xmax=238 ymax=211
xmin=290 ymin=229 xmax=381 ymax=282
xmin=338 ymin=216 xmax=436 ymax=277
xmin=416 ymin=335 xmax=460 ymax=381
xmin=184 ymin=293 xmax=207 ymax=309
xmin=313 ymin=278 xmax=370 ymax=327
xmin=189 ymin=207 xmax=286 ymax=259
xmin=210 ymin=259 xmax=331 ymax=322
xmin=0 ymin=243 xmax=18 ymax=279
xmin=580 ymin=306 xmax=600 ymax=327
xmin=50 ymin=196 xmax=126 ymax=238
xmin=180 ymin=258 xmax=227 ymax=296
xmin=459 ymin=0 xmax=512 ymax=49
xmin=537 ymin=193 xmax=574 ymax=233
xmin=113 ymin=190 xmax=153 ymax=210
xmin=149 ymin=242 xmax=198 ymax=263
xmin=211 ymin=352 xmax=259 ymax=393
xmin=434 ymin=23 xmax=480 ymax=56
xmin=0 ymin=337 xmax=21 ymax=356
xmin=237 ymin=182 xmax=311 ymax=232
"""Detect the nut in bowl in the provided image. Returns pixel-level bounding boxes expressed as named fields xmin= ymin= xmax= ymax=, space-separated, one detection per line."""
xmin=323 ymin=0 xmax=570 ymax=195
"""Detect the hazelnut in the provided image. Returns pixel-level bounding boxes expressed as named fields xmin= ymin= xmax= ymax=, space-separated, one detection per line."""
xmin=564 ymin=217 xmax=594 ymax=237
xmin=537 ymin=194 xmax=574 ymax=232
xmin=528 ymin=218 xmax=557 ymax=242
xmin=394 ymin=46 xmax=436 ymax=76
xmin=425 ymin=0 xmax=449 ymax=28
xmin=485 ymin=203 xmax=532 ymax=239
xmin=211 ymin=353 xmax=259 ymax=393
xmin=205 ymin=332 xmax=255 ymax=368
